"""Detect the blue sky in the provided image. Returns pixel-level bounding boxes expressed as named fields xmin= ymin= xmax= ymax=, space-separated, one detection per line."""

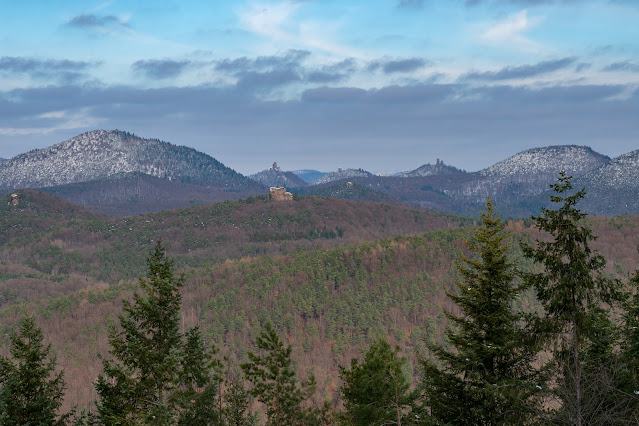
xmin=1 ymin=0 xmax=638 ymax=174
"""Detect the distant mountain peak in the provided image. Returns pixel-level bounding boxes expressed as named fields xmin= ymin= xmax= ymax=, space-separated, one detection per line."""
xmin=450 ymin=144 xmax=611 ymax=205
xmin=0 ymin=129 xmax=262 ymax=192
xmin=250 ymin=163 xmax=307 ymax=188
xmin=290 ymin=169 xmax=326 ymax=184
xmin=312 ymin=168 xmax=374 ymax=186
xmin=479 ymin=145 xmax=610 ymax=178
xmin=398 ymin=159 xmax=465 ymax=177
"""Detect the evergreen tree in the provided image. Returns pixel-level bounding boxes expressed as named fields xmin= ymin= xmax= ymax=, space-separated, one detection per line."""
xmin=339 ymin=339 xmax=412 ymax=426
xmin=241 ymin=322 xmax=317 ymax=426
xmin=521 ymin=172 xmax=624 ymax=425
xmin=0 ymin=314 xmax=70 ymax=425
xmin=419 ymin=199 xmax=543 ymax=425
xmin=95 ymin=241 xmax=222 ymax=425
xmin=222 ymin=373 xmax=258 ymax=426
xmin=612 ymin=266 xmax=639 ymax=423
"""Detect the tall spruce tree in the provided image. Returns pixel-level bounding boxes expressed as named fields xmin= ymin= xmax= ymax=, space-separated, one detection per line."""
xmin=521 ymin=172 xmax=624 ymax=425
xmin=241 ymin=322 xmax=317 ymax=426
xmin=339 ymin=339 xmax=413 ymax=426
xmin=419 ymin=199 xmax=543 ymax=425
xmin=0 ymin=314 xmax=70 ymax=425
xmin=222 ymin=373 xmax=258 ymax=426
xmin=95 ymin=241 xmax=222 ymax=425
xmin=612 ymin=265 xmax=639 ymax=423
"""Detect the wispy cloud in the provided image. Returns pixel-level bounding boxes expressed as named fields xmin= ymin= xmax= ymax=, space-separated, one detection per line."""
xmin=603 ymin=61 xmax=639 ymax=73
xmin=238 ymin=2 xmax=367 ymax=58
xmin=463 ymin=57 xmax=576 ymax=81
xmin=67 ymin=14 xmax=128 ymax=29
xmin=215 ymin=50 xmax=310 ymax=72
xmin=240 ymin=2 xmax=299 ymax=41
xmin=132 ymin=59 xmax=192 ymax=79
xmin=369 ymin=58 xmax=430 ymax=74
xmin=0 ymin=57 xmax=99 ymax=83
xmin=0 ymin=109 xmax=103 ymax=136
xmin=480 ymin=10 xmax=541 ymax=50
xmin=67 ymin=13 xmax=194 ymax=51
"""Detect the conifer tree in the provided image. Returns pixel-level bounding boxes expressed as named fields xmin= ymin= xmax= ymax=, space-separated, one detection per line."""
xmin=521 ymin=172 xmax=624 ymax=425
xmin=339 ymin=339 xmax=412 ymax=426
xmin=613 ymin=266 xmax=639 ymax=423
xmin=95 ymin=241 xmax=222 ymax=425
xmin=0 ymin=314 xmax=70 ymax=425
xmin=222 ymin=373 xmax=258 ymax=426
xmin=419 ymin=199 xmax=543 ymax=425
xmin=241 ymin=322 xmax=317 ymax=426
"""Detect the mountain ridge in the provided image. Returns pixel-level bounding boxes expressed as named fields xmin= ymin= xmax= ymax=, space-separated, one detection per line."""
xmin=249 ymin=164 xmax=308 ymax=188
xmin=0 ymin=130 xmax=263 ymax=193
xmin=398 ymin=160 xmax=465 ymax=177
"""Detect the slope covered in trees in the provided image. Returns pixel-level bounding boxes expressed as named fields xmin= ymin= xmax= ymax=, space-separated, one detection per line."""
xmin=0 ymin=191 xmax=460 ymax=287
xmin=0 ymin=185 xmax=638 ymax=421
xmin=0 ymin=210 xmax=637 ymax=415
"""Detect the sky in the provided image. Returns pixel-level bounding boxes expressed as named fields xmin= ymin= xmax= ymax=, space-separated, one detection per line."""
xmin=0 ymin=0 xmax=638 ymax=175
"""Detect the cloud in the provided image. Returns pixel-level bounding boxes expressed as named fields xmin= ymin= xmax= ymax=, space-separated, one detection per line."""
xmin=302 ymin=84 xmax=457 ymax=103
xmin=471 ymin=84 xmax=625 ymax=103
xmin=0 ymin=108 xmax=103 ymax=136
xmin=603 ymin=61 xmax=639 ymax=73
xmin=66 ymin=12 xmax=193 ymax=51
xmin=235 ymin=69 xmax=302 ymax=90
xmin=467 ymin=0 xmax=573 ymax=5
xmin=0 ymin=57 xmax=98 ymax=83
xmin=575 ymin=63 xmax=591 ymax=72
xmin=463 ymin=57 xmax=576 ymax=80
xmin=1 ymin=81 xmax=637 ymax=173
xmin=132 ymin=59 xmax=192 ymax=79
xmin=397 ymin=0 xmax=426 ymax=9
xmin=305 ymin=71 xmax=346 ymax=83
xmin=215 ymin=51 xmax=359 ymax=90
xmin=301 ymin=87 xmax=368 ymax=102
xmin=238 ymin=3 xmax=366 ymax=58
xmin=215 ymin=50 xmax=310 ymax=72
xmin=304 ymin=58 xmax=356 ymax=83
xmin=481 ymin=10 xmax=540 ymax=50
xmin=67 ymin=14 xmax=127 ymax=28
xmin=369 ymin=58 xmax=430 ymax=74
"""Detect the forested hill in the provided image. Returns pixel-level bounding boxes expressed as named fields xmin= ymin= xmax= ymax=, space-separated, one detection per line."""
xmin=0 ymin=213 xmax=637 ymax=412
xmin=0 ymin=190 xmax=462 ymax=283
xmin=0 ymin=129 xmax=263 ymax=192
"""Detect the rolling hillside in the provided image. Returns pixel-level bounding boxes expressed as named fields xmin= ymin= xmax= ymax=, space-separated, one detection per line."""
xmin=0 ymin=130 xmax=263 ymax=193
xmin=39 ymin=172 xmax=264 ymax=216
xmin=0 ymin=197 xmax=636 ymax=412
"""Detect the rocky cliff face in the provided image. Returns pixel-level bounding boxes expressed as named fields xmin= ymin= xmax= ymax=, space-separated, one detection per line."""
xmin=0 ymin=130 xmax=262 ymax=192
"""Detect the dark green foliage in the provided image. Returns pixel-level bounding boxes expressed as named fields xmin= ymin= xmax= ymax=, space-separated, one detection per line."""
xmin=623 ymin=268 xmax=639 ymax=368
xmin=222 ymin=373 xmax=258 ymax=426
xmin=95 ymin=241 xmax=222 ymax=425
xmin=241 ymin=323 xmax=317 ymax=426
xmin=0 ymin=314 xmax=69 ymax=425
xmin=419 ymin=199 xmax=543 ymax=425
xmin=610 ymin=267 xmax=639 ymax=423
xmin=521 ymin=172 xmax=625 ymax=425
xmin=339 ymin=339 xmax=413 ymax=426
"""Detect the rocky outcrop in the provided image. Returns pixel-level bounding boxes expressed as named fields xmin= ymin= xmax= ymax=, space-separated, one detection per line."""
xmin=270 ymin=187 xmax=294 ymax=201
